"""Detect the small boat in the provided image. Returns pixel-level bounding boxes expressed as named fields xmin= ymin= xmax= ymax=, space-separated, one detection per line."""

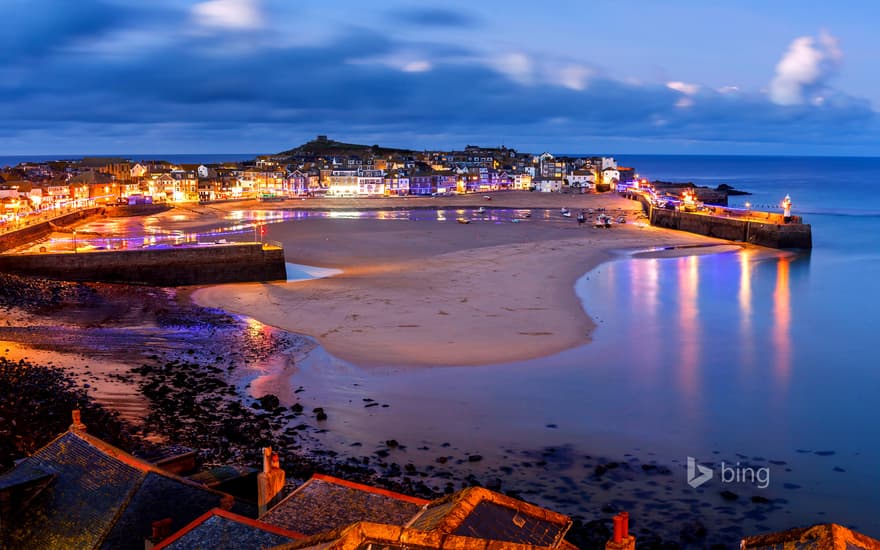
xmin=594 ymin=214 xmax=612 ymax=228
xmin=457 ymin=218 xmax=470 ymax=224
xmin=512 ymin=218 xmax=521 ymax=223
xmin=476 ymin=206 xmax=486 ymax=214
xmin=562 ymin=210 xmax=572 ymax=218
xmin=616 ymin=216 xmax=626 ymax=224
xmin=577 ymin=213 xmax=586 ymax=224
xmin=560 ymin=207 xmax=570 ymax=215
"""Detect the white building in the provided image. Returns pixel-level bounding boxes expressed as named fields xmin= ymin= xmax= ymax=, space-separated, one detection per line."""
xmin=534 ymin=177 xmax=563 ymax=193
xmin=601 ymin=157 xmax=618 ymax=171
xmin=568 ymin=170 xmax=595 ymax=189
xmin=328 ymin=169 xmax=359 ymax=197
xmin=512 ymin=173 xmax=532 ymax=190
xmin=357 ymin=169 xmax=385 ymax=196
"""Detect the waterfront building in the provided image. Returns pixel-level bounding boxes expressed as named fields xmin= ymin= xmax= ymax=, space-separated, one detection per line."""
xmin=568 ymin=169 xmax=595 ymax=190
xmin=534 ymin=176 xmax=564 ymax=192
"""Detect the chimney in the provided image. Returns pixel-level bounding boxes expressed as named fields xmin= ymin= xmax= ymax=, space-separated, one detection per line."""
xmin=69 ymin=410 xmax=87 ymax=433
xmin=606 ymin=512 xmax=635 ymax=550
xmin=257 ymin=447 xmax=286 ymax=517
xmin=144 ymin=518 xmax=173 ymax=550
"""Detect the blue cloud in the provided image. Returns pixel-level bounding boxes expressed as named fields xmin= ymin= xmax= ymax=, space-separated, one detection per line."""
xmin=393 ymin=7 xmax=479 ymax=28
xmin=0 ymin=3 xmax=876 ymax=155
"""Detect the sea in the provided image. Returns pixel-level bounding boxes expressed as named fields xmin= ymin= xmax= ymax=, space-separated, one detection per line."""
xmin=0 ymin=154 xmax=260 ymax=168
xmin=4 ymin=153 xmax=880 ymax=541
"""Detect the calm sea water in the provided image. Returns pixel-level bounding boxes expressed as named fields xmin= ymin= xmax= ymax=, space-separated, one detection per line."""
xmin=287 ymin=156 xmax=880 ymax=537
xmin=0 ymin=153 xmax=260 ymax=168
xmin=585 ymin=155 xmax=880 ymax=532
xmin=8 ymin=153 xmax=880 ymax=539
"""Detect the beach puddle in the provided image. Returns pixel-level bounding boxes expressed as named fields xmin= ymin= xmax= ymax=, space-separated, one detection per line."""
xmin=285 ymin=262 xmax=342 ymax=282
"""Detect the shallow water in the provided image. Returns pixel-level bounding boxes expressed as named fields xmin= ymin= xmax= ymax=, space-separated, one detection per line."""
xmin=6 ymin=154 xmax=880 ymax=540
xmin=258 ymin=245 xmax=877 ymax=537
xmin=22 ymin=208 xmax=562 ymax=253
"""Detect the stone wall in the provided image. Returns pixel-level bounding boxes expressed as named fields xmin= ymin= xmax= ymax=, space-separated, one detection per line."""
xmin=624 ymin=192 xmax=811 ymax=249
xmin=0 ymin=208 xmax=102 ymax=252
xmin=650 ymin=208 xmax=812 ymax=249
xmin=0 ymin=243 xmax=287 ymax=286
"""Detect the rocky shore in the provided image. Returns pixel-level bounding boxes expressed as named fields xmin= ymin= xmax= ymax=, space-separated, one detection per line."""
xmin=0 ymin=270 xmax=783 ymax=549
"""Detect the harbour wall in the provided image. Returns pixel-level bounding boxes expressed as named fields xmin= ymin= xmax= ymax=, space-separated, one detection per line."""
xmin=626 ymin=192 xmax=812 ymax=249
xmin=0 ymin=243 xmax=287 ymax=286
xmin=0 ymin=204 xmax=170 ymax=252
xmin=0 ymin=208 xmax=102 ymax=253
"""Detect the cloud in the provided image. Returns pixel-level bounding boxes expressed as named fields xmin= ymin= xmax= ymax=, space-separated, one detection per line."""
xmin=0 ymin=10 xmax=876 ymax=155
xmin=494 ymin=53 xmax=533 ymax=84
xmin=667 ymin=81 xmax=700 ymax=96
xmin=402 ymin=60 xmax=432 ymax=73
xmin=559 ymin=65 xmax=592 ymax=91
xmin=192 ymin=0 xmax=264 ymax=30
xmin=394 ymin=7 xmax=478 ymax=28
xmin=0 ymin=0 xmax=129 ymax=61
xmin=770 ymin=30 xmax=843 ymax=106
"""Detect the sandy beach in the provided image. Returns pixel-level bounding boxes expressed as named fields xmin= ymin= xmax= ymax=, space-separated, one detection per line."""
xmin=193 ymin=193 xmax=728 ymax=367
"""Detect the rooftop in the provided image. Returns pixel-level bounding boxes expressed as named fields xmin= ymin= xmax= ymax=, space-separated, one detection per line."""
xmin=260 ymin=473 xmax=429 ymax=535
xmin=0 ymin=427 xmax=254 ymax=549
xmin=155 ymin=508 xmax=303 ymax=550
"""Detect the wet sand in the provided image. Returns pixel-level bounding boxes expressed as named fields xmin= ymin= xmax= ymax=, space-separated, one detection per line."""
xmin=194 ymin=194 xmax=727 ymax=366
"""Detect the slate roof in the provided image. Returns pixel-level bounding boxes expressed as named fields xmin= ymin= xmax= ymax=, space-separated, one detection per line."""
xmin=155 ymin=508 xmax=303 ymax=550
xmin=0 ymin=430 xmax=254 ymax=550
xmin=270 ymin=521 xmax=577 ymax=550
xmin=408 ymin=486 xmax=571 ymax=548
xmin=260 ymin=474 xmax=429 ymax=536
xmin=741 ymin=523 xmax=880 ymax=550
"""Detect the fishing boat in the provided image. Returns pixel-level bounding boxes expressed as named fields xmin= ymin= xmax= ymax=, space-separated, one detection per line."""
xmin=457 ymin=218 xmax=470 ymax=224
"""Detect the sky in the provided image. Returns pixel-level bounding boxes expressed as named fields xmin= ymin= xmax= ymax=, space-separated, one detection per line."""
xmin=1 ymin=0 xmax=878 ymax=156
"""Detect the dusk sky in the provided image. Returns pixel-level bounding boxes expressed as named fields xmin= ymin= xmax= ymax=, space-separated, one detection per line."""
xmin=3 ymin=0 xmax=878 ymax=156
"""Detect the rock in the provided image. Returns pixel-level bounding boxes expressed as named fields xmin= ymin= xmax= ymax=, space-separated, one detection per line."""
xmin=257 ymin=394 xmax=280 ymax=410
xmin=679 ymin=519 xmax=708 ymax=544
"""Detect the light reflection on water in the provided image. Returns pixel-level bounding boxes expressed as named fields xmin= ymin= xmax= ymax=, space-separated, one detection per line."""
xmin=31 ymin=208 xmax=547 ymax=252
xmin=271 ymin=246 xmax=879 ymax=536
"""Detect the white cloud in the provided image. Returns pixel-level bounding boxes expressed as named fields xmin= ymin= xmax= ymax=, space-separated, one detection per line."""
xmin=559 ymin=64 xmax=592 ymax=91
xmin=675 ymin=97 xmax=695 ymax=109
xmin=666 ymin=81 xmax=700 ymax=96
xmin=192 ymin=0 xmax=264 ymax=30
xmin=402 ymin=60 xmax=431 ymax=73
xmin=769 ymin=30 xmax=842 ymax=106
xmin=495 ymin=53 xmax=532 ymax=84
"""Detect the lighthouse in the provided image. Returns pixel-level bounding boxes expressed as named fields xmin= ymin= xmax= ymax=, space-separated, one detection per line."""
xmin=782 ymin=194 xmax=792 ymax=223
